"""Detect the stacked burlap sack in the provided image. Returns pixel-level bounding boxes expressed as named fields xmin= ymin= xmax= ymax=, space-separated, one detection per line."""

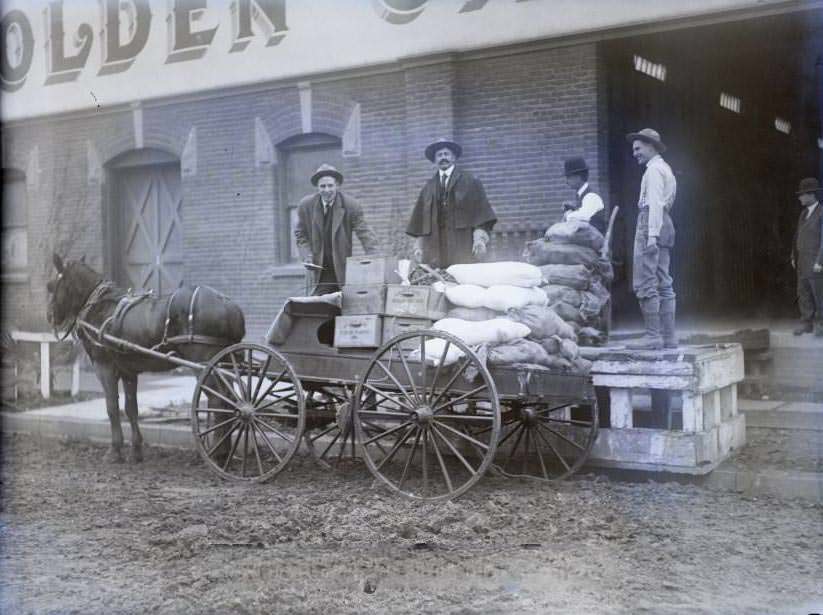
xmin=522 ymin=219 xmax=613 ymax=347
xmin=413 ymin=261 xmax=591 ymax=373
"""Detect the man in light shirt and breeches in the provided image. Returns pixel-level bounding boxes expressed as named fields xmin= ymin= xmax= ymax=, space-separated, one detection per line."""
xmin=626 ymin=128 xmax=677 ymax=350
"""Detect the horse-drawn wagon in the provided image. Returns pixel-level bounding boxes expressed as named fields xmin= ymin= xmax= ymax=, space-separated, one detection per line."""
xmin=47 ymin=255 xmax=598 ymax=501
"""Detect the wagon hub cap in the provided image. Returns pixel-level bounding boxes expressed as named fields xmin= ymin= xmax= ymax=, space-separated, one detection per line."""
xmin=413 ymin=406 xmax=434 ymax=425
xmin=238 ymin=404 xmax=256 ymax=421
xmin=522 ymin=408 xmax=538 ymax=426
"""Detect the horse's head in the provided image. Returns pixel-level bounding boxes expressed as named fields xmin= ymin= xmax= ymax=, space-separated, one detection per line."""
xmin=46 ymin=253 xmax=102 ymax=330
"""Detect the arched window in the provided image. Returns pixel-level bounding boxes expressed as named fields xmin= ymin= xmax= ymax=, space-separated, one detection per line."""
xmin=2 ymin=168 xmax=28 ymax=280
xmin=277 ymin=134 xmax=342 ymax=262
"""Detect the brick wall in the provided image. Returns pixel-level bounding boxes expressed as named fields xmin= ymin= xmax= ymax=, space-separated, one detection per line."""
xmin=1 ymin=40 xmax=603 ymax=341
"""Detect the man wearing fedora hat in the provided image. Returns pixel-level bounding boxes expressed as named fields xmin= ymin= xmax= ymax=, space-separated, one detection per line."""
xmin=406 ymin=138 xmax=497 ymax=268
xmin=294 ymin=163 xmax=378 ymax=294
xmin=625 ymin=128 xmax=678 ymax=350
xmin=561 ymin=157 xmax=607 ymax=234
xmin=791 ymin=177 xmax=823 ymax=336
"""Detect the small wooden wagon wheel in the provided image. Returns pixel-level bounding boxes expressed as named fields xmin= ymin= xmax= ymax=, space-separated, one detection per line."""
xmin=353 ymin=330 xmax=501 ymax=502
xmin=491 ymin=398 xmax=599 ymax=482
xmin=191 ymin=343 xmax=306 ymax=482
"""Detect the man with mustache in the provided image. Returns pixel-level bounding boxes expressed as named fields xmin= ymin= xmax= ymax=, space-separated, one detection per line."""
xmin=406 ymin=138 xmax=497 ymax=268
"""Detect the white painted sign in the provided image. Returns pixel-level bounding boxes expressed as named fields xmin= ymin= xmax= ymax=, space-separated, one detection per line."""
xmin=0 ymin=0 xmax=791 ymax=121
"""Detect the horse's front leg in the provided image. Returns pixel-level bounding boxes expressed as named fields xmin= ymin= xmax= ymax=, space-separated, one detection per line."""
xmin=122 ymin=372 xmax=144 ymax=463
xmin=95 ymin=362 xmax=125 ymax=463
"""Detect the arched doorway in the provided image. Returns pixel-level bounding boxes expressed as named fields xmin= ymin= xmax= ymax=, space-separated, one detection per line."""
xmin=106 ymin=149 xmax=183 ymax=294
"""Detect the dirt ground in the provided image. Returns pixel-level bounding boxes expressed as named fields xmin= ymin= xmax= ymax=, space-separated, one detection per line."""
xmin=1 ymin=433 xmax=821 ymax=615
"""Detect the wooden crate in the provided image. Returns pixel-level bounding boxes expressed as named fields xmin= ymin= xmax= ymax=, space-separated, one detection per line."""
xmin=344 ymin=256 xmax=399 ymax=286
xmin=385 ymin=285 xmax=447 ymax=320
xmin=334 ymin=315 xmax=383 ymax=348
xmin=382 ymin=316 xmax=434 ymax=350
xmin=342 ymin=285 xmax=386 ymax=315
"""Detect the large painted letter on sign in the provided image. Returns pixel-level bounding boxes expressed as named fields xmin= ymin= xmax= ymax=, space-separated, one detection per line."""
xmin=99 ymin=0 xmax=152 ymax=76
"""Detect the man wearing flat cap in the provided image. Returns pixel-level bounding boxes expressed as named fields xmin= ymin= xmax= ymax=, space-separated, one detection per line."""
xmin=294 ymin=163 xmax=378 ymax=294
xmin=625 ymin=128 xmax=677 ymax=350
xmin=406 ymin=139 xmax=497 ymax=268
xmin=561 ymin=157 xmax=607 ymax=234
xmin=791 ymin=177 xmax=823 ymax=336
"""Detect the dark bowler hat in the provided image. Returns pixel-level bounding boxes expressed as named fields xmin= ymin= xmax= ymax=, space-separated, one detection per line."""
xmin=310 ymin=163 xmax=344 ymax=186
xmin=425 ymin=138 xmax=462 ymax=162
xmin=563 ymin=157 xmax=589 ymax=176
xmin=796 ymin=177 xmax=822 ymax=195
xmin=626 ymin=128 xmax=667 ymax=153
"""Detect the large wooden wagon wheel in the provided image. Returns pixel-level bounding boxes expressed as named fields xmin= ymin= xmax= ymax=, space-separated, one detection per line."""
xmin=191 ymin=343 xmax=306 ymax=481
xmin=353 ymin=330 xmax=501 ymax=502
xmin=302 ymin=384 xmax=361 ymax=470
xmin=491 ymin=398 xmax=599 ymax=481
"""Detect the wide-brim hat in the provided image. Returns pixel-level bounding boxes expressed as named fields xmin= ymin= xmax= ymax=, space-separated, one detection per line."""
xmin=796 ymin=177 xmax=822 ymax=195
xmin=310 ymin=163 xmax=344 ymax=186
xmin=425 ymin=138 xmax=462 ymax=162
xmin=626 ymin=128 xmax=666 ymax=153
xmin=563 ymin=157 xmax=588 ymax=176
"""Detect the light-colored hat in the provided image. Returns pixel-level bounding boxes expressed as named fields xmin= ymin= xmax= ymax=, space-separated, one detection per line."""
xmin=310 ymin=163 xmax=344 ymax=186
xmin=796 ymin=177 xmax=822 ymax=195
xmin=626 ymin=128 xmax=666 ymax=153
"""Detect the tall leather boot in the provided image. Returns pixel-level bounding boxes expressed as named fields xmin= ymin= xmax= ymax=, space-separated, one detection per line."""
xmin=660 ymin=298 xmax=677 ymax=349
xmin=626 ymin=299 xmax=663 ymax=350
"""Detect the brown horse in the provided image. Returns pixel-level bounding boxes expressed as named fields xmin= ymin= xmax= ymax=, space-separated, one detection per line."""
xmin=46 ymin=254 xmax=245 ymax=462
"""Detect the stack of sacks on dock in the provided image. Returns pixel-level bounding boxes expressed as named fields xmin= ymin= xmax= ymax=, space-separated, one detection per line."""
xmin=419 ymin=261 xmax=591 ymax=373
xmin=522 ymin=219 xmax=613 ymax=346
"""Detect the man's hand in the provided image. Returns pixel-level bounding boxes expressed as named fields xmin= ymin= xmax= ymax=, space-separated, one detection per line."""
xmin=472 ymin=228 xmax=489 ymax=257
xmin=646 ymin=236 xmax=658 ymax=250
xmin=412 ymin=237 xmax=424 ymax=262
xmin=814 ymin=263 xmax=822 ymax=273
xmin=562 ymin=200 xmax=576 ymax=212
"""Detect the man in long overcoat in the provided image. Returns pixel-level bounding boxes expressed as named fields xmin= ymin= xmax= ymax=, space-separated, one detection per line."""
xmin=406 ymin=138 xmax=497 ymax=268
xmin=294 ymin=164 xmax=378 ymax=293
xmin=791 ymin=177 xmax=823 ymax=336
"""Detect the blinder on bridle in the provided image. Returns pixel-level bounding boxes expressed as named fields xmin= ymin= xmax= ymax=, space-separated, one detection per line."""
xmin=47 ymin=269 xmax=77 ymax=341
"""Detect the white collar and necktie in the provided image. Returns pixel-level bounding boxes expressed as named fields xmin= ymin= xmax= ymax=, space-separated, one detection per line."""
xmin=439 ymin=165 xmax=454 ymax=189
xmin=805 ymin=201 xmax=819 ymax=220
xmin=322 ymin=197 xmax=335 ymax=216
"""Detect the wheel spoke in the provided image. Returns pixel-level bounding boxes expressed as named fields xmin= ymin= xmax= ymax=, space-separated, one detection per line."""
xmin=535 ymin=424 xmax=571 ymax=472
xmin=374 ymin=360 xmax=417 ymax=409
xmin=241 ymin=423 xmax=250 ymax=477
xmin=255 ymin=411 xmax=300 ymax=421
xmin=536 ymin=402 xmax=580 ymax=416
xmin=255 ymin=368 xmax=289 ymax=406
xmin=199 ymin=384 xmax=240 ymax=410
xmin=229 ymin=352 xmax=248 ymax=401
xmin=428 ymin=429 xmax=453 ymax=493
xmin=195 ymin=406 xmax=237 ymax=415
xmin=246 ymin=348 xmax=254 ymax=402
xmin=362 ymin=420 xmax=413 ymax=446
xmin=397 ymin=348 xmax=421 ymax=403
xmin=397 ymin=428 xmax=422 ymax=491
xmin=419 ymin=335 xmax=428 ymax=403
xmin=497 ymin=421 xmax=524 ymax=447
xmin=374 ymin=425 xmax=416 ymax=472
xmin=361 ymin=384 xmax=414 ymax=412
xmin=318 ymin=427 xmax=342 ymax=460
xmin=255 ymin=389 xmax=299 ymax=412
xmin=432 ymin=413 xmax=494 ymax=422
xmin=542 ymin=416 xmax=595 ymax=428
xmin=198 ymin=415 xmax=237 ymax=438
xmin=432 ymin=420 xmax=489 ymax=451
xmin=422 ymin=429 xmax=429 ymax=494
xmin=429 ymin=358 xmax=472 ymax=410
xmin=428 ymin=339 xmax=451 ymax=401
xmin=432 ymin=384 xmax=489 ymax=414
xmin=431 ymin=424 xmax=477 ymax=476
xmin=505 ymin=423 xmax=526 ymax=468
xmin=307 ymin=422 xmax=338 ymax=442
xmin=251 ymin=353 xmax=272 ymax=404
xmin=252 ymin=420 xmax=284 ymax=465
xmin=250 ymin=424 xmax=265 ymax=477
xmin=533 ymin=427 xmax=550 ymax=480
xmin=357 ymin=409 xmax=411 ymax=419
xmin=222 ymin=423 xmax=245 ymax=471
xmin=253 ymin=417 xmax=295 ymax=444
xmin=206 ymin=419 xmax=240 ymax=456
xmin=213 ymin=367 xmax=244 ymax=405
xmin=537 ymin=421 xmax=587 ymax=451
xmin=522 ymin=426 xmax=531 ymax=476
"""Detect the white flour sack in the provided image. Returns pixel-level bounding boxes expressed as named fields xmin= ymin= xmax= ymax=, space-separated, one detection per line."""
xmin=433 ymin=318 xmax=531 ymax=346
xmin=484 ymin=286 xmax=548 ymax=312
xmin=409 ymin=338 xmax=465 ymax=366
xmin=446 ymin=262 xmax=542 ymax=288
xmin=445 ymin=284 xmax=487 ymax=309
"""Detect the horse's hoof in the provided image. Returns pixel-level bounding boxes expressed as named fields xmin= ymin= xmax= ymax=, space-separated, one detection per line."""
xmin=105 ymin=448 xmax=125 ymax=464
xmin=130 ymin=448 xmax=144 ymax=463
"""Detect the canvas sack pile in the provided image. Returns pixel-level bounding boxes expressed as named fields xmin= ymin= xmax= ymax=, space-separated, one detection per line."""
xmin=523 ymin=219 xmax=613 ymax=346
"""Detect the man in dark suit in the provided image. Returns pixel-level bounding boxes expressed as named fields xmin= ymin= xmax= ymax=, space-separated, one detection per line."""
xmin=561 ymin=157 xmax=607 ymax=235
xmin=294 ymin=164 xmax=378 ymax=294
xmin=406 ymin=138 xmax=497 ymax=268
xmin=791 ymin=177 xmax=823 ymax=336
